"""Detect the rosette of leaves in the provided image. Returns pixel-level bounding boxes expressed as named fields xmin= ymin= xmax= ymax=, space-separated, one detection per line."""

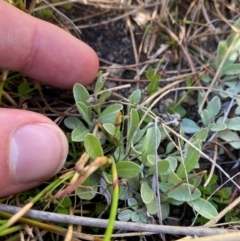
xmin=118 ymin=123 xmax=218 ymax=221
xmin=181 ymin=93 xmax=240 ymax=149
xmin=64 ymin=72 xmax=218 ymax=222
xmin=181 ymin=18 xmax=240 ymax=149
xmin=64 ymin=72 xmax=142 ymax=202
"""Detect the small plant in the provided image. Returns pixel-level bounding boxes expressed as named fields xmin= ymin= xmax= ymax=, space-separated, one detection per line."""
xmin=64 ymin=73 xmax=218 ymax=223
xmin=64 ymin=18 xmax=240 ymax=226
xmin=181 ymin=19 xmax=240 ymax=146
xmin=146 ymin=51 xmax=171 ymax=96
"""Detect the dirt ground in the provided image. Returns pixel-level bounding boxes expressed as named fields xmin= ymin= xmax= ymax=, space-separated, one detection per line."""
xmin=3 ymin=1 xmax=240 ymax=240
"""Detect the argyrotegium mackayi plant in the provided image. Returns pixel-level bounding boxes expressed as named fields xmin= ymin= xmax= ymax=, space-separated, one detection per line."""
xmin=63 ymin=18 xmax=240 ymax=225
xmin=64 ymin=68 xmax=220 ymax=223
xmin=181 ymin=18 xmax=240 ymax=148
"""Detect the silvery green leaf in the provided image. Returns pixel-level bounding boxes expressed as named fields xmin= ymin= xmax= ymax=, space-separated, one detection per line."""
xmin=165 ymin=142 xmax=175 ymax=154
xmin=209 ymin=123 xmax=226 ymax=132
xmin=64 ymin=117 xmax=83 ymax=129
xmin=236 ymin=96 xmax=240 ymax=106
xmin=200 ymin=109 xmax=210 ymax=126
xmin=198 ymin=91 xmax=205 ymax=108
xmin=160 ymin=183 xmax=201 ymax=201
xmin=114 ymin=146 xmax=126 ymax=162
xmin=141 ymin=181 xmax=154 ymax=204
xmin=222 ymin=64 xmax=240 ymax=76
xmin=132 ymin=125 xmax=148 ymax=144
xmin=131 ymin=212 xmax=140 ymax=222
xmin=128 ymin=198 xmax=138 ymax=210
xmin=218 ymin=130 xmax=240 ymax=149
xmin=235 ymin=106 xmax=240 ymax=115
xmin=116 ymin=161 xmax=141 ymax=178
xmin=84 ymin=133 xmax=103 ymax=159
xmin=98 ymin=103 xmax=123 ymax=123
xmin=176 ymin=142 xmax=201 ymax=179
xmin=76 ymin=173 xmax=99 ymax=200
xmin=201 ymin=73 xmax=212 ymax=83
xmin=129 ymin=89 xmax=141 ymax=105
xmin=147 ymin=158 xmax=170 ymax=176
xmin=140 ymin=125 xmax=161 ymax=166
xmin=94 ymin=71 xmax=105 ymax=94
xmin=73 ymin=83 xmax=90 ymax=105
xmin=225 ymin=117 xmax=240 ymax=130
xmin=226 ymin=88 xmax=236 ymax=98
xmin=206 ymin=96 xmax=221 ymax=121
xmin=71 ymin=126 xmax=89 ymax=142
xmin=127 ymin=177 xmax=140 ymax=191
xmin=145 ymin=197 xmax=156 ymax=215
xmin=94 ymin=90 xmax=111 ymax=114
xmin=146 ymin=154 xmax=155 ymax=167
xmin=216 ymin=41 xmax=228 ymax=69
xmin=167 ymin=198 xmax=183 ymax=206
xmin=180 ymin=118 xmax=200 ymax=133
xmin=158 ymin=159 xmax=171 ymax=174
xmin=226 ymin=30 xmax=240 ymax=53
xmin=166 ymin=156 xmax=178 ymax=172
xmin=167 ymin=171 xmax=182 ymax=185
xmin=118 ymin=209 xmax=133 ymax=221
xmin=187 ymin=198 xmax=218 ymax=219
xmin=161 ymin=202 xmax=170 ymax=220
xmin=139 ymin=212 xmax=147 ymax=223
xmin=76 ymin=102 xmax=91 ymax=126
xmin=127 ymin=108 xmax=139 ymax=143
xmin=188 ymin=127 xmax=208 ymax=145
xmin=224 ymin=80 xmax=239 ymax=88
xmin=119 ymin=185 xmax=132 ymax=200
xmin=103 ymin=123 xmax=116 ymax=136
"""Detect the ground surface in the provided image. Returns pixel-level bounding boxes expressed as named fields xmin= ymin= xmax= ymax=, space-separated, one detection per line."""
xmin=1 ymin=1 xmax=240 ymax=241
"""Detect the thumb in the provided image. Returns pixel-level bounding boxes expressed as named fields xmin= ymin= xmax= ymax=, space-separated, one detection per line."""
xmin=0 ymin=108 xmax=68 ymax=197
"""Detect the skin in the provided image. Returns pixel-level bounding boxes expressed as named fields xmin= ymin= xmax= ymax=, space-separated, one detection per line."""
xmin=0 ymin=1 xmax=99 ymax=197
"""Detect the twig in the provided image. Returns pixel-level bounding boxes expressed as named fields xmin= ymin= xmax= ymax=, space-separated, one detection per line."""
xmin=0 ymin=204 xmax=232 ymax=237
xmin=64 ymin=207 xmax=73 ymax=241
xmin=153 ymin=118 xmax=162 ymax=224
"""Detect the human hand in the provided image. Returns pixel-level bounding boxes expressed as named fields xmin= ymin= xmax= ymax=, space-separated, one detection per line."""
xmin=0 ymin=1 xmax=99 ymax=197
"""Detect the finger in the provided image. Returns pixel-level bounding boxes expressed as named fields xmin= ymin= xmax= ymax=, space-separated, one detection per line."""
xmin=0 ymin=1 xmax=99 ymax=89
xmin=0 ymin=108 xmax=68 ymax=197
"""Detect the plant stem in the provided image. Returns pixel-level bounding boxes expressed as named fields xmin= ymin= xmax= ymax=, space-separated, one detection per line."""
xmin=104 ymin=156 xmax=119 ymax=241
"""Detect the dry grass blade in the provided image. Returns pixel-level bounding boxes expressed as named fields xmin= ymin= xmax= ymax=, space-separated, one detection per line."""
xmin=190 ymin=231 xmax=240 ymax=241
xmin=204 ymin=196 xmax=240 ymax=227
xmin=64 ymin=207 xmax=74 ymax=241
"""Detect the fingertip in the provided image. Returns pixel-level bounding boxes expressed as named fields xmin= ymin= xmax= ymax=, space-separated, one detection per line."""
xmin=21 ymin=22 xmax=99 ymax=88
xmin=67 ymin=41 xmax=99 ymax=88
xmin=19 ymin=16 xmax=99 ymax=89
xmin=0 ymin=1 xmax=99 ymax=89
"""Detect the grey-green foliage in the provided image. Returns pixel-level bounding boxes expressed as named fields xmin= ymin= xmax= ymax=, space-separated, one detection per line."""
xmin=181 ymin=18 xmax=240 ymax=149
xmin=181 ymin=86 xmax=240 ymax=149
xmin=64 ymin=70 xmax=219 ymax=222
xmin=171 ymin=19 xmax=240 ymax=220
xmin=130 ymin=20 xmax=240 ymax=221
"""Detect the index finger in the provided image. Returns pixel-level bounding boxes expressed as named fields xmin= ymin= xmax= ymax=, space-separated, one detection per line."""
xmin=0 ymin=1 xmax=99 ymax=89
